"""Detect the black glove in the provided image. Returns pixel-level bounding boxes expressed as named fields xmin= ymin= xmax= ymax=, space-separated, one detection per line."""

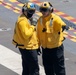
xmin=66 ymin=26 xmax=69 ymax=30
xmin=37 ymin=48 xmax=41 ymax=55
xmin=62 ymin=26 xmax=69 ymax=32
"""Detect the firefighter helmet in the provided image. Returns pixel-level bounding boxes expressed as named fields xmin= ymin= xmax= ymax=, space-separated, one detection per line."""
xmin=22 ymin=2 xmax=36 ymax=14
xmin=39 ymin=2 xmax=53 ymax=12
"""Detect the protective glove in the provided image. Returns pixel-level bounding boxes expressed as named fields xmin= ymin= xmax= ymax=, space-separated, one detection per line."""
xmin=62 ymin=26 xmax=69 ymax=32
xmin=30 ymin=17 xmax=38 ymax=26
xmin=66 ymin=26 xmax=69 ymax=30
xmin=37 ymin=48 xmax=42 ymax=55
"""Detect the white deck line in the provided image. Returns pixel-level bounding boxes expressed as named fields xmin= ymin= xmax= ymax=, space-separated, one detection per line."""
xmin=0 ymin=44 xmax=45 ymax=75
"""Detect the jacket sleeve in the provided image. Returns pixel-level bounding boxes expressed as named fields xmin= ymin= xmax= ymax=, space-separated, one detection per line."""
xmin=18 ymin=19 xmax=35 ymax=39
xmin=54 ymin=16 xmax=66 ymax=32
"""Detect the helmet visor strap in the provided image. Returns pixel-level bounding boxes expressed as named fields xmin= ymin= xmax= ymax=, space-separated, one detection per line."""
xmin=27 ymin=10 xmax=35 ymax=14
xmin=40 ymin=8 xmax=49 ymax=12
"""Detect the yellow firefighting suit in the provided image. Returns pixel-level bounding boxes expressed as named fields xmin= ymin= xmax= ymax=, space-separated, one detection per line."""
xmin=12 ymin=14 xmax=40 ymax=75
xmin=37 ymin=13 xmax=66 ymax=75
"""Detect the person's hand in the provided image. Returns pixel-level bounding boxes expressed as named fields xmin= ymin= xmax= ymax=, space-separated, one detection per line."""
xmin=66 ymin=26 xmax=69 ymax=30
xmin=30 ymin=17 xmax=38 ymax=26
xmin=62 ymin=26 xmax=69 ymax=32
xmin=37 ymin=48 xmax=41 ymax=55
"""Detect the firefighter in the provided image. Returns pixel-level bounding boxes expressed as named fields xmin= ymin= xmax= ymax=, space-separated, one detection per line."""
xmin=12 ymin=2 xmax=40 ymax=75
xmin=37 ymin=1 xmax=66 ymax=75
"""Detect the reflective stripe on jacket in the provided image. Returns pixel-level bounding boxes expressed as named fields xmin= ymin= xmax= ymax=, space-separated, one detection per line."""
xmin=37 ymin=13 xmax=66 ymax=49
xmin=12 ymin=14 xmax=39 ymax=49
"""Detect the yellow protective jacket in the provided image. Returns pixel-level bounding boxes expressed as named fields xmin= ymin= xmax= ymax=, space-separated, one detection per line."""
xmin=37 ymin=13 xmax=66 ymax=49
xmin=12 ymin=14 xmax=39 ymax=50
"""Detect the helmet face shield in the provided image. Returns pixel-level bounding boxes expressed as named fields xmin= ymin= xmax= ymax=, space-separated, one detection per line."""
xmin=27 ymin=9 xmax=35 ymax=14
xmin=40 ymin=8 xmax=49 ymax=12
xmin=27 ymin=3 xmax=35 ymax=14
xmin=22 ymin=2 xmax=36 ymax=18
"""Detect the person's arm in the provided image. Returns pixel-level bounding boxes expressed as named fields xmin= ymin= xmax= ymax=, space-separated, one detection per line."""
xmin=54 ymin=16 xmax=66 ymax=32
xmin=19 ymin=19 xmax=35 ymax=39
